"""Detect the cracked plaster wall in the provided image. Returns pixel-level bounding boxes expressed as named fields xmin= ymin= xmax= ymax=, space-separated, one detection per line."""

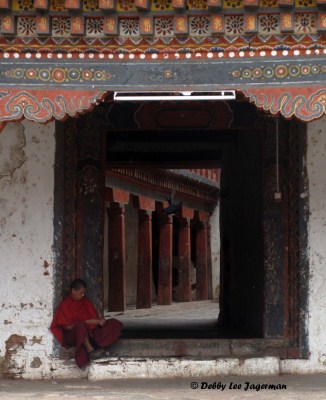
xmin=281 ymin=115 xmax=326 ymax=374
xmin=0 ymin=120 xmax=55 ymax=379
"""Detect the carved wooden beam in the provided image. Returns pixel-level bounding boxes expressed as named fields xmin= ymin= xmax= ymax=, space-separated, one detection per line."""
xmin=0 ymin=86 xmax=325 ymax=134
xmin=241 ymin=86 xmax=326 ymax=122
xmin=0 ymin=88 xmax=106 ymax=133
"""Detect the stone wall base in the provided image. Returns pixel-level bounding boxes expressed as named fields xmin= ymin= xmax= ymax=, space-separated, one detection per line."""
xmin=88 ymin=357 xmax=280 ymax=381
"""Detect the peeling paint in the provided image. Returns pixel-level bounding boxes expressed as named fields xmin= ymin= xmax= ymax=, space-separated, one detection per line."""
xmin=0 ymin=120 xmax=55 ymax=379
xmin=30 ymin=357 xmax=42 ymax=368
xmin=0 ymin=123 xmax=26 ymax=182
xmin=2 ymin=334 xmax=27 ymax=378
xmin=31 ymin=336 xmax=42 ymax=344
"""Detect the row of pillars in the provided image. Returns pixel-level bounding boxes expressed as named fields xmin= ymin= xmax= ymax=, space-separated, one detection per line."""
xmin=106 ymin=187 xmax=211 ymax=312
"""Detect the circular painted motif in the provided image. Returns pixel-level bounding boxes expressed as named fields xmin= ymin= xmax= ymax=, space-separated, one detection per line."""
xmin=164 ymin=70 xmax=173 ymax=78
xmin=94 ymin=71 xmax=104 ymax=80
xmin=289 ymin=65 xmax=300 ymax=77
xmin=242 ymin=69 xmax=252 ymax=78
xmin=39 ymin=69 xmax=51 ymax=81
xmin=52 ymin=68 xmax=66 ymax=82
xmin=26 ymin=69 xmax=36 ymax=79
xmin=301 ymin=65 xmax=311 ymax=75
xmin=252 ymin=68 xmax=262 ymax=78
xmin=263 ymin=67 xmax=274 ymax=78
xmin=13 ymin=69 xmax=24 ymax=79
xmin=68 ymin=68 xmax=80 ymax=81
xmin=82 ymin=70 xmax=92 ymax=80
xmin=311 ymin=65 xmax=320 ymax=74
xmin=231 ymin=70 xmax=241 ymax=78
xmin=275 ymin=65 xmax=288 ymax=78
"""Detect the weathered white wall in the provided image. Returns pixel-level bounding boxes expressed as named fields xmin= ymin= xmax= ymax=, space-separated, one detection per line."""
xmin=281 ymin=115 xmax=326 ymax=374
xmin=210 ymin=204 xmax=220 ymax=301
xmin=0 ymin=120 xmax=55 ymax=379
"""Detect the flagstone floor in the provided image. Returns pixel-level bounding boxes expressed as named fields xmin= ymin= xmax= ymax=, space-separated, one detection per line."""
xmin=105 ymin=300 xmax=220 ymax=333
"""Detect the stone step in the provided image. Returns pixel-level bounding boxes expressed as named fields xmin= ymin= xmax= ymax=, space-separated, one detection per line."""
xmin=108 ymin=337 xmax=292 ymax=358
xmin=88 ymin=356 xmax=281 ymax=380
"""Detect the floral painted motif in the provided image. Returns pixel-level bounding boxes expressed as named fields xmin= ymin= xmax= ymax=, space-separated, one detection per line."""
xmin=258 ymin=14 xmax=280 ymax=35
xmin=225 ymin=15 xmax=244 ymax=35
xmin=189 ymin=16 xmax=210 ymax=35
xmin=86 ymin=18 xmax=104 ymax=36
xmin=120 ymin=18 xmax=139 ymax=35
xmin=294 ymin=13 xmax=316 ymax=34
xmin=17 ymin=17 xmax=36 ymax=36
xmin=296 ymin=0 xmax=314 ymax=6
xmin=189 ymin=0 xmax=207 ymax=9
xmin=155 ymin=18 xmax=174 ymax=36
xmin=17 ymin=0 xmax=33 ymax=10
xmin=118 ymin=0 xmax=135 ymax=11
xmin=261 ymin=0 xmax=278 ymax=6
xmin=153 ymin=0 xmax=172 ymax=10
xmin=223 ymin=0 xmax=241 ymax=8
xmin=52 ymin=18 xmax=71 ymax=36
xmin=50 ymin=0 xmax=65 ymax=11
xmin=83 ymin=0 xmax=99 ymax=11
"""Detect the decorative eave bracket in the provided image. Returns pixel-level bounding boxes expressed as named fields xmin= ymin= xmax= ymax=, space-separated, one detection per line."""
xmin=0 ymin=86 xmax=325 ymax=133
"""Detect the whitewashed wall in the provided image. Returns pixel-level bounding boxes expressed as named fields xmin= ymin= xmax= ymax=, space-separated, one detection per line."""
xmin=0 ymin=120 xmax=55 ymax=379
xmin=281 ymin=115 xmax=326 ymax=374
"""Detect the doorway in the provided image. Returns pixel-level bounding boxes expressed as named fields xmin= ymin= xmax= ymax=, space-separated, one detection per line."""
xmin=54 ymin=96 xmax=309 ymax=359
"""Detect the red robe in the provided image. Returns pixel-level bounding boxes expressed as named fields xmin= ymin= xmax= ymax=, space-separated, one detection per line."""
xmin=50 ymin=295 xmax=123 ymax=368
xmin=50 ymin=295 xmax=98 ymax=345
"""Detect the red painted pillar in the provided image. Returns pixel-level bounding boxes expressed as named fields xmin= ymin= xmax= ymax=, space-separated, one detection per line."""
xmin=137 ymin=210 xmax=152 ymax=309
xmin=178 ymin=217 xmax=192 ymax=302
xmin=108 ymin=202 xmax=126 ymax=311
xmin=196 ymin=222 xmax=209 ymax=300
xmin=157 ymin=214 xmax=173 ymax=305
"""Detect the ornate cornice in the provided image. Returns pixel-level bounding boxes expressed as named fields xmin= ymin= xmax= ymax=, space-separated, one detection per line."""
xmin=0 ymin=88 xmax=325 ymax=129
xmin=0 ymin=89 xmax=106 ymax=127
xmin=0 ymin=53 xmax=324 ymax=127
xmin=242 ymin=86 xmax=326 ymax=121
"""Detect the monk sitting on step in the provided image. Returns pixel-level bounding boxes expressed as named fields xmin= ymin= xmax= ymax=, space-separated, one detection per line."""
xmin=50 ymin=278 xmax=123 ymax=369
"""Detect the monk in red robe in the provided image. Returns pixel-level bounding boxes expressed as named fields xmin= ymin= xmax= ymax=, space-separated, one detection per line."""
xmin=50 ymin=279 xmax=123 ymax=369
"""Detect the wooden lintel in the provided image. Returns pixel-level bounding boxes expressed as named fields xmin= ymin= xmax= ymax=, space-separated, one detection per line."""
xmin=105 ymin=187 xmax=130 ymax=204
xmin=132 ymin=194 xmax=155 ymax=211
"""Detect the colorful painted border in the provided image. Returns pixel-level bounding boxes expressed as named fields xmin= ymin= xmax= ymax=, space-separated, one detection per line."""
xmin=0 ymin=86 xmax=324 ymax=131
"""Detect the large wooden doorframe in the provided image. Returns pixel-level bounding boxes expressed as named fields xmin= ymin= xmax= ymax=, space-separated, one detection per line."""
xmin=53 ymin=103 xmax=309 ymax=359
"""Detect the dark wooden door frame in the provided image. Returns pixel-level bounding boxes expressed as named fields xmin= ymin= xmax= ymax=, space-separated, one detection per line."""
xmin=53 ymin=105 xmax=309 ymax=359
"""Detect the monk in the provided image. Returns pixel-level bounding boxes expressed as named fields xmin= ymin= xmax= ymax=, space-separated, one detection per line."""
xmin=50 ymin=278 xmax=123 ymax=369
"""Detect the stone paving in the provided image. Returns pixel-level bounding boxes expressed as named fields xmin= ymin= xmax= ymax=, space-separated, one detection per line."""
xmin=1 ymin=375 xmax=326 ymax=400
xmin=106 ymin=299 xmax=220 ymax=331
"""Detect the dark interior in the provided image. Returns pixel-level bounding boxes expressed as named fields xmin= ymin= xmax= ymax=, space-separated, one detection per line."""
xmin=105 ymin=99 xmax=265 ymax=340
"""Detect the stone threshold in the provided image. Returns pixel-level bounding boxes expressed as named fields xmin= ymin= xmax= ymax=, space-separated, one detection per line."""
xmin=88 ymin=356 xmax=280 ymax=380
xmin=109 ymin=338 xmax=294 ymax=358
